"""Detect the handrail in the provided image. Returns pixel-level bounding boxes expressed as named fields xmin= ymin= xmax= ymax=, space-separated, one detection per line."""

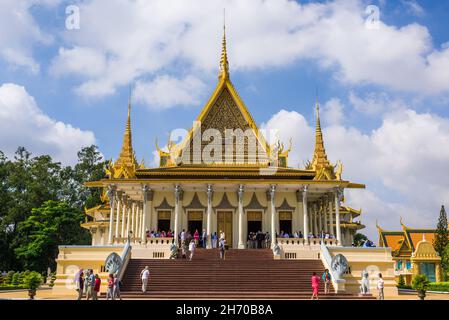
xmin=116 ymin=239 xmax=132 ymax=281
xmin=320 ymin=242 xmax=346 ymax=292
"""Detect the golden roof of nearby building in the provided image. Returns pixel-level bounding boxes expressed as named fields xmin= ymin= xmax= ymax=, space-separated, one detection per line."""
xmin=377 ymin=218 xmax=437 ymax=257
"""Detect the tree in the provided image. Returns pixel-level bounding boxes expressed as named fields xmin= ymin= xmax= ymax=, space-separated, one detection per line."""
xmin=433 ymin=205 xmax=449 ymax=278
xmin=14 ymin=201 xmax=91 ymax=272
xmin=353 ymin=233 xmax=368 ymax=246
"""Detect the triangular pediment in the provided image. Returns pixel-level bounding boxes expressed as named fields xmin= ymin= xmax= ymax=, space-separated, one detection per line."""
xmin=176 ymin=79 xmax=271 ymax=166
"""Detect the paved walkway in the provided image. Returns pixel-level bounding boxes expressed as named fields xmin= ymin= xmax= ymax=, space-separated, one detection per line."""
xmin=1 ymin=288 xmax=449 ymax=300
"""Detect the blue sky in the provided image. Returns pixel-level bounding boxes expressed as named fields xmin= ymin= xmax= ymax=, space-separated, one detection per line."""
xmin=0 ymin=0 xmax=449 ymax=239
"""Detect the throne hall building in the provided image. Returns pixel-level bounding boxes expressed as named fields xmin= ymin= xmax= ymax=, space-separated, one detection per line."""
xmin=54 ymin=27 xmax=397 ymax=299
xmin=82 ymin=29 xmax=365 ymax=250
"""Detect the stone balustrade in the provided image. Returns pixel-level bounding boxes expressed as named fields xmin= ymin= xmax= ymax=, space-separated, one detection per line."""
xmin=276 ymin=237 xmax=338 ymax=246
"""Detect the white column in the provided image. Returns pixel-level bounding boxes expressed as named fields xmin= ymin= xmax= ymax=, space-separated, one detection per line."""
xmin=206 ymin=184 xmax=213 ymax=249
xmin=316 ymin=201 xmax=323 ymax=236
xmin=107 ymin=185 xmax=116 ymax=244
xmin=269 ymin=185 xmax=277 ymax=248
xmin=328 ymin=195 xmax=334 ymax=237
xmin=131 ymin=201 xmax=136 ymax=240
xmin=136 ymin=203 xmax=140 ymax=240
xmin=323 ymin=198 xmax=329 ymax=233
xmin=115 ymin=192 xmax=121 ymax=239
xmin=302 ymin=186 xmax=309 ymax=243
xmin=121 ymin=195 xmax=127 ymax=238
xmin=335 ymin=188 xmax=342 ymax=245
xmin=313 ymin=204 xmax=318 ymax=236
xmin=126 ymin=200 xmax=131 ymax=238
xmin=174 ymin=185 xmax=183 ymax=246
xmin=141 ymin=185 xmax=153 ymax=242
xmin=237 ymin=184 xmax=245 ymax=249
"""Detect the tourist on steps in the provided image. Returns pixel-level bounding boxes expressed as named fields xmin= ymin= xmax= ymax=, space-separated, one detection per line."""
xmin=189 ymin=239 xmax=196 ymax=260
xmin=106 ymin=274 xmax=114 ymax=300
xmin=74 ymin=268 xmax=84 ymax=300
xmin=92 ymin=274 xmax=101 ymax=300
xmin=219 ymin=238 xmax=226 ymax=259
xmin=377 ymin=273 xmax=384 ymax=300
xmin=311 ymin=272 xmax=320 ymax=300
xmin=193 ymin=229 xmax=200 ymax=246
xmin=201 ymin=229 xmax=207 ymax=248
xmin=322 ymin=269 xmax=332 ymax=295
xmin=140 ymin=266 xmax=150 ymax=293
xmin=113 ymin=273 xmax=122 ymax=300
xmin=212 ymin=232 xmax=218 ymax=248
xmin=86 ymin=269 xmax=95 ymax=300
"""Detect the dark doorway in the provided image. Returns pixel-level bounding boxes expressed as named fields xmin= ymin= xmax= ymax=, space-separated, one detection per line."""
xmin=158 ymin=219 xmax=170 ymax=233
xmin=248 ymin=221 xmax=262 ymax=234
xmin=188 ymin=220 xmax=203 ymax=234
xmin=279 ymin=220 xmax=292 ymax=235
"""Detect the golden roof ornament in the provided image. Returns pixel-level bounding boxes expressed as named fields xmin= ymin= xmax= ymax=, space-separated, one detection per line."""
xmin=218 ymin=11 xmax=229 ymax=81
xmin=111 ymin=91 xmax=138 ymax=178
xmin=311 ymin=96 xmax=339 ymax=180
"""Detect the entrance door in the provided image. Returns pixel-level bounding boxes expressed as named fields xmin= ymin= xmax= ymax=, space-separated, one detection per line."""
xmin=187 ymin=211 xmax=203 ymax=234
xmin=247 ymin=211 xmax=263 ymax=234
xmin=157 ymin=210 xmax=171 ymax=233
xmin=279 ymin=211 xmax=292 ymax=235
xmin=217 ymin=211 xmax=233 ymax=247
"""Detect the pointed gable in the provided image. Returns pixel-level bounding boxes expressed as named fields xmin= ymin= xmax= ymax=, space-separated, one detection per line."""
xmin=178 ymin=80 xmax=270 ymax=165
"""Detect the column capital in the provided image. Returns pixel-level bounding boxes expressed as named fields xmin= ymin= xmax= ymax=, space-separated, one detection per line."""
xmin=142 ymin=184 xmax=154 ymax=202
xmin=106 ymin=184 xmax=117 ymax=205
xmin=174 ymin=184 xmax=183 ymax=202
xmin=237 ymin=184 xmax=244 ymax=199
xmin=334 ymin=187 xmax=344 ymax=201
xmin=266 ymin=184 xmax=276 ymax=201
xmin=206 ymin=184 xmax=214 ymax=199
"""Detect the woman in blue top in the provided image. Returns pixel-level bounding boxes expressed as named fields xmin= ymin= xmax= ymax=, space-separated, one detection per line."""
xmin=322 ymin=269 xmax=332 ymax=295
xmin=211 ymin=232 xmax=218 ymax=248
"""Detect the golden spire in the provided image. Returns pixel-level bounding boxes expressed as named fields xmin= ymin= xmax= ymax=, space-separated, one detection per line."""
xmin=115 ymin=89 xmax=137 ymax=169
xmin=218 ymin=9 xmax=229 ymax=80
xmin=311 ymin=95 xmax=331 ymax=171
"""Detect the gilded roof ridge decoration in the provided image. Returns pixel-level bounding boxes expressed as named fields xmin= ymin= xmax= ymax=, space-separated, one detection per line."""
xmin=183 ymin=192 xmax=207 ymax=210
xmin=154 ymin=197 xmax=174 ymax=210
xmin=213 ymin=193 xmax=237 ymax=210
xmin=276 ymin=198 xmax=296 ymax=211
xmin=105 ymin=94 xmax=138 ymax=179
xmin=244 ymin=193 xmax=267 ymax=210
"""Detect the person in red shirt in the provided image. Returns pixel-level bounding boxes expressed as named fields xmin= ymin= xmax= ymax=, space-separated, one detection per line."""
xmin=106 ymin=273 xmax=114 ymax=300
xmin=93 ymin=274 xmax=101 ymax=300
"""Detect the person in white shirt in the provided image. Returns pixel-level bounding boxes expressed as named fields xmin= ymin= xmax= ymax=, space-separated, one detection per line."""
xmin=140 ymin=266 xmax=150 ymax=293
xmin=377 ymin=273 xmax=384 ymax=300
xmin=188 ymin=239 xmax=196 ymax=260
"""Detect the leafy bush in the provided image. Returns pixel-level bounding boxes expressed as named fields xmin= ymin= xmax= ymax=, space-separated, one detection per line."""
xmin=12 ymin=272 xmax=20 ymax=286
xmin=428 ymin=282 xmax=449 ymax=292
xmin=397 ymin=274 xmax=405 ymax=287
xmin=23 ymin=272 xmax=43 ymax=291
xmin=48 ymin=272 xmax=57 ymax=287
xmin=5 ymin=271 xmax=14 ymax=285
xmin=412 ymin=274 xmax=430 ymax=292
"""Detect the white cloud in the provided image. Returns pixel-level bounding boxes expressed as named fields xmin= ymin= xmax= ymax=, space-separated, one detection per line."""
xmin=0 ymin=0 xmax=57 ymax=73
xmin=262 ymin=97 xmax=449 ymax=240
xmin=134 ymin=75 xmax=206 ymax=110
xmin=322 ymin=98 xmax=344 ymax=126
xmin=0 ymin=83 xmax=96 ymax=165
xmin=401 ymin=0 xmax=425 ymax=17
xmin=49 ymin=0 xmax=449 ymax=102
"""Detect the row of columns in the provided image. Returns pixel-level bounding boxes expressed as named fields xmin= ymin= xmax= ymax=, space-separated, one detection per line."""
xmin=107 ymin=184 xmax=343 ymax=247
xmin=107 ymin=185 xmax=152 ymax=244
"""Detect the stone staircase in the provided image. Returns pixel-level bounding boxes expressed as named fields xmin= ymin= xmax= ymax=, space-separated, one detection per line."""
xmin=118 ymin=249 xmax=374 ymax=299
